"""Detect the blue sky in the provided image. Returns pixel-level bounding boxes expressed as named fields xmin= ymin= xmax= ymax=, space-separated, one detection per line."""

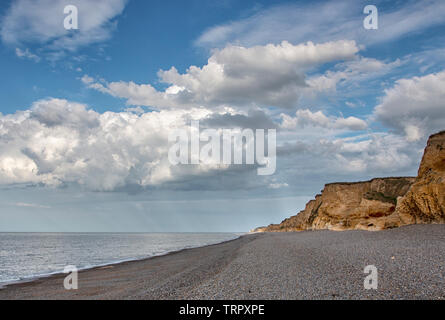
xmin=0 ymin=0 xmax=300 ymax=113
xmin=0 ymin=0 xmax=445 ymax=232
xmin=2 ymin=0 xmax=444 ymax=115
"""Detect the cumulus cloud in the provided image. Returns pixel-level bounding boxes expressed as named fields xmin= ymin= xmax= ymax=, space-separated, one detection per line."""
xmin=0 ymin=97 xmax=418 ymax=193
xmin=374 ymin=70 xmax=445 ymax=141
xmin=84 ymin=40 xmax=359 ymax=109
xmin=0 ymin=98 xmax=278 ymax=191
xmin=280 ymin=109 xmax=367 ymax=131
xmin=0 ymin=99 xmax=177 ymax=190
xmin=196 ymin=0 xmax=445 ymax=49
xmin=1 ymin=0 xmax=128 ymax=58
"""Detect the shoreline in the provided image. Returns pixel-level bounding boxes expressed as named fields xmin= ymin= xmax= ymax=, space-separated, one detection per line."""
xmin=1 ymin=225 xmax=444 ymax=300
xmin=0 ymin=233 xmax=244 ymax=291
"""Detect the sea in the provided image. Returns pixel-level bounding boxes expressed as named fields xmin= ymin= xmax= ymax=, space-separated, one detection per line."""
xmin=0 ymin=232 xmax=241 ymax=286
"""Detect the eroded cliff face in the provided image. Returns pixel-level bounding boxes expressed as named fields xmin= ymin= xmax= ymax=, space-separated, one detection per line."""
xmin=263 ymin=177 xmax=415 ymax=232
xmin=396 ymin=131 xmax=445 ymax=225
xmin=260 ymin=131 xmax=445 ymax=232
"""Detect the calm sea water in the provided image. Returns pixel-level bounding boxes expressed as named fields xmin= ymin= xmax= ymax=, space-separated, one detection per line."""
xmin=0 ymin=232 xmax=241 ymax=285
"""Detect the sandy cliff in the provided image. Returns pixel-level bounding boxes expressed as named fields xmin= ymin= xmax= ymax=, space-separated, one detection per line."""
xmin=259 ymin=131 xmax=445 ymax=232
xmin=395 ymin=131 xmax=445 ymax=225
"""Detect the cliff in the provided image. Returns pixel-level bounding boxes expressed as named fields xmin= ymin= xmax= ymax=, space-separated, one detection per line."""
xmin=263 ymin=177 xmax=415 ymax=232
xmin=395 ymin=131 xmax=445 ymax=225
xmin=259 ymin=130 xmax=445 ymax=232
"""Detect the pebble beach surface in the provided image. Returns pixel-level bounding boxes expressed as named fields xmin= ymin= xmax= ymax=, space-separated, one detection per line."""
xmin=0 ymin=224 xmax=444 ymax=300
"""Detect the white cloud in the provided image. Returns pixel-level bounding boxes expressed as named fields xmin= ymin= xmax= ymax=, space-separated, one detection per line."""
xmin=333 ymin=133 xmax=418 ymax=173
xmin=0 ymin=98 xmax=424 ymax=193
xmin=80 ymin=74 xmax=94 ymax=84
xmin=0 ymin=98 xmax=265 ymax=191
xmin=280 ymin=109 xmax=367 ymax=131
xmin=374 ymin=70 xmax=445 ymax=141
xmin=1 ymin=0 xmax=128 ymax=59
xmin=196 ymin=0 xmax=445 ymax=49
xmin=334 ymin=117 xmax=368 ymax=131
xmin=84 ymin=40 xmax=359 ymax=109
xmin=15 ymin=47 xmax=40 ymax=62
xmin=268 ymin=183 xmax=288 ymax=189
xmin=277 ymin=131 xmax=422 ymax=178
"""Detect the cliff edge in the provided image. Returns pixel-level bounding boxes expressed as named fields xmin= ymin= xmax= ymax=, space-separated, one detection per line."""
xmin=395 ymin=131 xmax=445 ymax=225
xmin=259 ymin=130 xmax=445 ymax=232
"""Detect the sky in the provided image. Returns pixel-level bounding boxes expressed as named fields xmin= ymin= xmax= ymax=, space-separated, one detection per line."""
xmin=0 ymin=0 xmax=445 ymax=232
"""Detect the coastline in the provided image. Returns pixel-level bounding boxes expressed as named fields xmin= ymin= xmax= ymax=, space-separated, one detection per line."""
xmin=0 ymin=233 xmax=244 ymax=291
xmin=1 ymin=225 xmax=444 ymax=300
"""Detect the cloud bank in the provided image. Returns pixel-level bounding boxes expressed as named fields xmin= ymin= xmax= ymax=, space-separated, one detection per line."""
xmin=0 ymin=97 xmax=422 ymax=192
